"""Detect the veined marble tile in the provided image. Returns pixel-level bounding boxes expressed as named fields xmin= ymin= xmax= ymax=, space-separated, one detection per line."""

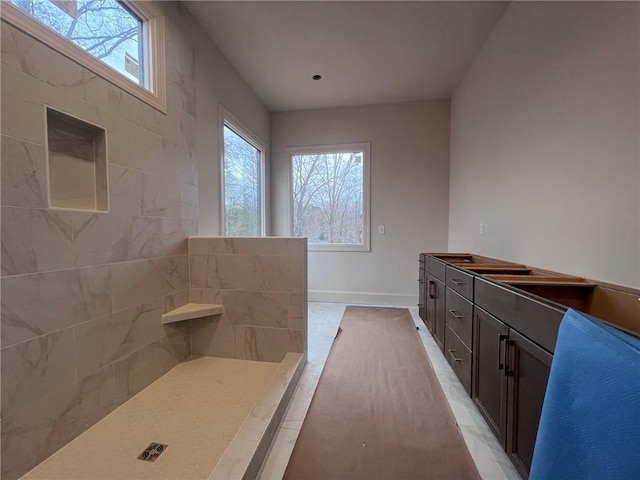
xmin=190 ymin=254 xmax=305 ymax=292
xmin=152 ymin=217 xmax=193 ymax=258
xmin=0 ymin=365 xmax=115 ymax=480
xmin=189 ymin=254 xmax=220 ymax=288
xmin=74 ymin=299 xmax=164 ymax=379
xmin=181 ymin=182 xmax=199 ymax=220
xmin=0 ymin=69 xmax=46 ymax=145
xmin=234 ymin=326 xmax=245 ymax=359
xmin=181 ymin=151 xmax=198 ymax=186
xmin=102 ymin=112 xmax=167 ymax=175
xmin=166 ymin=30 xmax=196 ymax=119
xmin=163 ymin=289 xmax=190 ymax=314
xmin=110 ymin=256 xmax=189 ymax=311
xmin=1 ymin=327 xmax=76 ymax=419
xmin=190 ymin=287 xmax=222 ymax=304
xmin=1 ymin=63 xmax=103 ymax=145
xmin=105 ymin=82 xmax=163 ymax=136
xmin=219 ymin=237 xmax=306 ymax=256
xmin=1 ymin=265 xmax=112 ymax=348
xmin=208 ymin=438 xmax=257 ymax=480
xmin=244 ymin=327 xmax=304 ymax=363
xmin=108 ymin=164 xmax=144 ymax=216
xmin=1 ymin=24 xmax=102 ymax=107
xmin=279 ymin=370 xmax=321 ymax=431
xmin=258 ymin=427 xmax=300 ymax=480
xmin=70 ymin=213 xmax=160 ymax=267
xmin=288 ymin=293 xmax=306 ymax=330
xmin=142 ymin=172 xmax=182 ymax=218
xmin=113 ymin=326 xmax=189 ymax=405
xmin=221 ymin=290 xmax=289 ymax=328
xmin=190 ymin=319 xmax=237 ymax=358
xmin=1 ymin=206 xmax=73 ymax=276
xmin=1 ymin=135 xmax=48 ymax=208
xmin=188 ymin=237 xmax=219 ymax=255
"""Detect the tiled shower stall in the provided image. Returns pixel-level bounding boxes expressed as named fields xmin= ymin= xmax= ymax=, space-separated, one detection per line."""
xmin=0 ymin=4 xmax=306 ymax=479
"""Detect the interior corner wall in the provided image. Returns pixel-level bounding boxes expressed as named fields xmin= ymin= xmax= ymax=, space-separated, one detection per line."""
xmin=271 ymin=101 xmax=450 ymax=306
xmin=193 ymin=12 xmax=270 ymax=237
xmin=449 ymin=1 xmax=640 ymax=288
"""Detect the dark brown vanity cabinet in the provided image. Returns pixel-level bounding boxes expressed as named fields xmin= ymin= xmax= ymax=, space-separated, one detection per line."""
xmin=419 ymin=252 xmax=639 ymax=479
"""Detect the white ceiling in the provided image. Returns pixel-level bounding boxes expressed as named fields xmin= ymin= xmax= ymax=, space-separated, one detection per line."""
xmin=185 ymin=1 xmax=509 ymax=112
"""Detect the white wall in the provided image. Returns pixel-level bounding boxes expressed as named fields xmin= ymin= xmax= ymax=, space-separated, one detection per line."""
xmin=191 ymin=3 xmax=270 ymax=236
xmin=449 ymin=1 xmax=639 ymax=288
xmin=271 ymin=101 xmax=450 ymax=305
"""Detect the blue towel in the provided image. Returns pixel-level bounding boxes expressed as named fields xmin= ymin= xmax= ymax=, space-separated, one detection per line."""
xmin=530 ymin=309 xmax=640 ymax=480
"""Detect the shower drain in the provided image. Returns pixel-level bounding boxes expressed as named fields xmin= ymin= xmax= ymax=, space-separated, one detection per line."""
xmin=137 ymin=442 xmax=168 ymax=462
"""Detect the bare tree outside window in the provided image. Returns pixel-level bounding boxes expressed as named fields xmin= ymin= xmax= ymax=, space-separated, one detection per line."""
xmin=292 ymin=151 xmax=365 ymax=245
xmin=223 ymin=126 xmax=263 ymax=236
xmin=12 ymin=0 xmax=143 ymax=85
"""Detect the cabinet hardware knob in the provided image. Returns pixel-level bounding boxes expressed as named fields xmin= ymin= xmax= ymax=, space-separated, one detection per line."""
xmin=447 ymin=349 xmax=464 ymax=363
xmin=451 ymin=279 xmax=465 ymax=286
xmin=448 ymin=309 xmax=464 ymax=319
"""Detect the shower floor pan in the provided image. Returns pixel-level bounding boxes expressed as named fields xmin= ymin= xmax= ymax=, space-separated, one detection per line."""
xmin=23 ymin=353 xmax=304 ymax=480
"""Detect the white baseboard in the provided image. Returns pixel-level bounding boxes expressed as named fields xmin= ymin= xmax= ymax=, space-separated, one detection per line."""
xmin=308 ymin=290 xmax=418 ymax=308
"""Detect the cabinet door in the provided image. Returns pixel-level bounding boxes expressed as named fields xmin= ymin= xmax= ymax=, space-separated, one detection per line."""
xmin=505 ymin=329 xmax=553 ymax=478
xmin=473 ymin=307 xmax=509 ymax=446
xmin=433 ymin=278 xmax=446 ymax=351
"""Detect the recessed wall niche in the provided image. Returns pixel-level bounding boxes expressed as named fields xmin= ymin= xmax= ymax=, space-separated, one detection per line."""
xmin=46 ymin=107 xmax=108 ymax=211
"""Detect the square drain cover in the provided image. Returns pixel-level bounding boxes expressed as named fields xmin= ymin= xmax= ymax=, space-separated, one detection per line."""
xmin=138 ymin=443 xmax=168 ymax=462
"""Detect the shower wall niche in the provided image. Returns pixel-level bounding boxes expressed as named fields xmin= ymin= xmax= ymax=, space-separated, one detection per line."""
xmin=46 ymin=107 xmax=108 ymax=211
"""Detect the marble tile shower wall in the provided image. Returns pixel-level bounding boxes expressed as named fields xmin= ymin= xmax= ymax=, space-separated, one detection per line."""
xmin=189 ymin=237 xmax=307 ymax=363
xmin=0 ymin=4 xmax=201 ymax=478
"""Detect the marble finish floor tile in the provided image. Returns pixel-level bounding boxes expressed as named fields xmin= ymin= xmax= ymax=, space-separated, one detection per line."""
xmin=258 ymin=302 xmax=521 ymax=480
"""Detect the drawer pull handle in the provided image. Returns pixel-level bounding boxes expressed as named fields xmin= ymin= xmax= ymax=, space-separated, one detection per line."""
xmin=451 ymin=279 xmax=465 ymax=286
xmin=428 ymin=281 xmax=435 ymax=299
xmin=497 ymin=334 xmax=508 ymax=370
xmin=448 ymin=309 xmax=464 ymax=319
xmin=447 ymin=349 xmax=464 ymax=363
xmin=504 ymin=339 xmax=515 ymax=377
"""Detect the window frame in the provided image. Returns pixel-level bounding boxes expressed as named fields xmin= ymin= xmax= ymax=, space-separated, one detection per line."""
xmin=288 ymin=142 xmax=371 ymax=252
xmin=219 ymin=105 xmax=267 ymax=237
xmin=1 ymin=0 xmax=166 ymax=112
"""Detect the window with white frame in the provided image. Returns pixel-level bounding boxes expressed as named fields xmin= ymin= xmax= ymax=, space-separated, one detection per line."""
xmin=2 ymin=0 xmax=165 ymax=110
xmin=221 ymin=110 xmax=266 ymax=237
xmin=290 ymin=143 xmax=370 ymax=252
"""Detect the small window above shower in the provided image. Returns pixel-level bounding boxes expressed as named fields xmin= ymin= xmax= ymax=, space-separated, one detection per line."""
xmin=46 ymin=107 xmax=109 ymax=212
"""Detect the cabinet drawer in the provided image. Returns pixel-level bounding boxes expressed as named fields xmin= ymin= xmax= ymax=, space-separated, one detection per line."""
xmin=446 ymin=288 xmax=473 ymax=349
xmin=446 ymin=266 xmax=474 ymax=300
xmin=474 ymin=277 xmax=564 ymax=353
xmin=445 ymin=325 xmax=472 ymax=394
xmin=426 ymin=256 xmax=446 ymax=282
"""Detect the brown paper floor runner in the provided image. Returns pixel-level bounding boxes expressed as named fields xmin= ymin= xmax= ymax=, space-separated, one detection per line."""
xmin=284 ymin=306 xmax=480 ymax=480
